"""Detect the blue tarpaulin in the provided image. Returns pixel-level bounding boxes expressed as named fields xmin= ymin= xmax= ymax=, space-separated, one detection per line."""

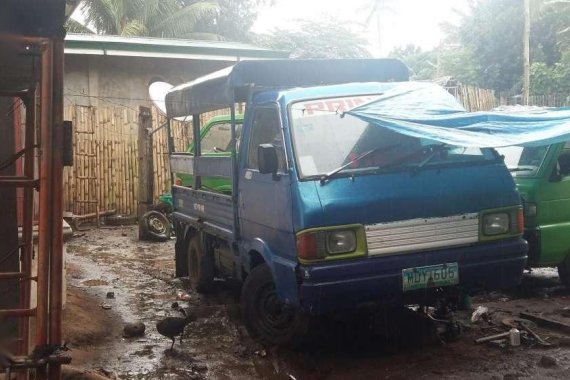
xmin=346 ymin=82 xmax=570 ymax=148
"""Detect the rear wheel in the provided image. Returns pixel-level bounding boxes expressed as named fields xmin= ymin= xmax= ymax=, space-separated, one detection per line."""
xmin=241 ymin=264 xmax=308 ymax=346
xmin=187 ymin=234 xmax=215 ymax=293
xmin=558 ymin=254 xmax=570 ymax=288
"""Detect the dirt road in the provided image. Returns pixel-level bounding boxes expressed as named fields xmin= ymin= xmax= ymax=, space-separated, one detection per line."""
xmin=64 ymin=226 xmax=570 ymax=379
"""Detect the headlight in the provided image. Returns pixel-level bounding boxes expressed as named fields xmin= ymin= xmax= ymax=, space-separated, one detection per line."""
xmin=483 ymin=213 xmax=510 ymax=235
xmin=326 ymin=230 xmax=356 ymax=255
xmin=296 ymin=227 xmax=362 ymax=261
xmin=524 ymin=202 xmax=537 ymax=217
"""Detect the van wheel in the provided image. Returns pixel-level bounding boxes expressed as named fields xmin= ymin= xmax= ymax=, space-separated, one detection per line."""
xmin=241 ymin=264 xmax=308 ymax=346
xmin=187 ymin=235 xmax=215 ymax=293
xmin=557 ymin=254 xmax=570 ymax=288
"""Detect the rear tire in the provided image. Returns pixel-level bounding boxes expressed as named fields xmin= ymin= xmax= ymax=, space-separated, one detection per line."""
xmin=187 ymin=234 xmax=215 ymax=293
xmin=241 ymin=264 xmax=308 ymax=346
xmin=558 ymin=254 xmax=570 ymax=288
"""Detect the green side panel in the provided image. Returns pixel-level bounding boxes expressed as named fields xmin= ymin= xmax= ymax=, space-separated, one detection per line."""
xmin=174 ymin=115 xmax=243 ymax=194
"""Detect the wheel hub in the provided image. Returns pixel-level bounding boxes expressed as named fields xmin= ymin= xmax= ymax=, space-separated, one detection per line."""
xmin=148 ymin=216 xmax=166 ymax=233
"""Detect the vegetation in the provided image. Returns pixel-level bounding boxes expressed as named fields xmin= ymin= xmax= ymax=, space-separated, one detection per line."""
xmin=390 ymin=0 xmax=570 ymax=96
xmin=67 ymin=0 xmax=272 ymax=41
xmin=185 ymin=0 xmax=274 ymax=42
xmin=255 ymin=19 xmax=371 ymax=59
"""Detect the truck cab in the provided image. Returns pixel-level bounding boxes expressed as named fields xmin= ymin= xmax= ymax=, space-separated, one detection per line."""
xmin=165 ymin=59 xmax=528 ymax=345
xmin=498 ymin=142 xmax=570 ymax=285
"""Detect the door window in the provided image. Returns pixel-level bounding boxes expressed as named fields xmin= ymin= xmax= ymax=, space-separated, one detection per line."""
xmin=246 ymin=107 xmax=286 ymax=172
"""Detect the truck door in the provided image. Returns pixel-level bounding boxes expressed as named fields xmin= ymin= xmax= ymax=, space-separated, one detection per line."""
xmin=239 ymin=105 xmax=293 ymax=240
xmin=540 ymin=141 xmax=570 ymax=265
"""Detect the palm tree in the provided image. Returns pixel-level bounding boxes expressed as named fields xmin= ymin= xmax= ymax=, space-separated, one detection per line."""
xmin=72 ymin=0 xmax=220 ymax=39
xmin=363 ymin=0 xmax=396 ymax=56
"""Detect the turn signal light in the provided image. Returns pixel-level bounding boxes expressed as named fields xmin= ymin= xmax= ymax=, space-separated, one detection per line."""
xmin=296 ymin=233 xmax=320 ymax=261
xmin=516 ymin=208 xmax=524 ymax=234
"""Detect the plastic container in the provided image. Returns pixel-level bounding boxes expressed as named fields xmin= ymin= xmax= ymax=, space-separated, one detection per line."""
xmin=509 ymin=328 xmax=521 ymax=347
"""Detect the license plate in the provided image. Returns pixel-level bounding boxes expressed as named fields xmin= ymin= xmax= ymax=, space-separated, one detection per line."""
xmin=402 ymin=263 xmax=459 ymax=292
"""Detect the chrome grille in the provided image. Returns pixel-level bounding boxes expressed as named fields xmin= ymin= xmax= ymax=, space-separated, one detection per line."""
xmin=366 ymin=213 xmax=479 ymax=256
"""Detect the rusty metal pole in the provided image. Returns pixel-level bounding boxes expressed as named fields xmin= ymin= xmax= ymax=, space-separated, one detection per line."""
xmin=18 ymin=88 xmax=36 ymax=357
xmin=47 ymin=38 xmax=65 ymax=380
xmin=36 ymin=40 xmax=53 ymax=377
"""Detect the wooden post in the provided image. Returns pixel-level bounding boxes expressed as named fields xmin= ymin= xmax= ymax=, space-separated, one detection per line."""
xmin=137 ymin=106 xmax=153 ymax=226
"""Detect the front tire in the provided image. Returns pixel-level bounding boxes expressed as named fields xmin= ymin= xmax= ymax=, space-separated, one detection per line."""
xmin=241 ymin=264 xmax=308 ymax=346
xmin=187 ymin=235 xmax=215 ymax=293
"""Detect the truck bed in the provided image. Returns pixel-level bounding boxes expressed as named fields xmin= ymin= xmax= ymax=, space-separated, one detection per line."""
xmin=171 ymin=185 xmax=234 ymax=240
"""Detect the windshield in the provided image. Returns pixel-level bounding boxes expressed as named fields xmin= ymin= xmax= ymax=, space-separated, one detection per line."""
xmin=290 ymin=96 xmax=498 ymax=178
xmin=496 ymin=145 xmax=550 ymax=177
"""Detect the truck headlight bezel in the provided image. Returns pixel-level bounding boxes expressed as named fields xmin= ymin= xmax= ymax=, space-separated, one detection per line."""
xmin=296 ymin=225 xmax=366 ymax=263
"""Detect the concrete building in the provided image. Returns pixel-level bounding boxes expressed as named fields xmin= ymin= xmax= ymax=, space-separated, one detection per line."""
xmin=63 ymin=34 xmax=289 ymax=109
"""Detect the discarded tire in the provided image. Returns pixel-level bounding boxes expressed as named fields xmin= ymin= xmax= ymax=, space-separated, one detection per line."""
xmin=139 ymin=211 xmax=171 ymax=242
xmin=241 ymin=264 xmax=308 ymax=346
xmin=105 ymin=214 xmax=137 ymax=226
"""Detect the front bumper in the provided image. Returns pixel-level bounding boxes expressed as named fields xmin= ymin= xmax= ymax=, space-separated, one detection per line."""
xmin=298 ymin=238 xmax=528 ymax=315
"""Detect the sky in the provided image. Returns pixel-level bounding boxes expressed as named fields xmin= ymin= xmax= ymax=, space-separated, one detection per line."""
xmin=252 ymin=0 xmax=469 ymax=56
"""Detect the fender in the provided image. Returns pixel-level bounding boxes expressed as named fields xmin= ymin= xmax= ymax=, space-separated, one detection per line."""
xmin=242 ymin=237 xmax=300 ymax=306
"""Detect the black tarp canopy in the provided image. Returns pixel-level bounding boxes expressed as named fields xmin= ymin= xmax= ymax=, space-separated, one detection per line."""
xmin=165 ymin=59 xmax=410 ymax=117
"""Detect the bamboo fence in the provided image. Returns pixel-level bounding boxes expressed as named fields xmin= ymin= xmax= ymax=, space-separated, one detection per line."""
xmin=63 ymin=105 xmax=231 ymax=217
xmin=447 ymin=85 xmax=499 ymax=111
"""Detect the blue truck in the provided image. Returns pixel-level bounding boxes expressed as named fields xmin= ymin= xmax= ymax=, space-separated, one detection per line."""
xmin=165 ymin=59 xmax=528 ymax=345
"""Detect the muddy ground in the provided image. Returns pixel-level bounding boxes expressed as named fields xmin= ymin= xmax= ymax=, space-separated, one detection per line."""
xmin=63 ymin=226 xmax=570 ymax=379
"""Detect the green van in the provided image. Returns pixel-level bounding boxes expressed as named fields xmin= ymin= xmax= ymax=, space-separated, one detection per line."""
xmin=498 ymin=141 xmax=570 ymax=286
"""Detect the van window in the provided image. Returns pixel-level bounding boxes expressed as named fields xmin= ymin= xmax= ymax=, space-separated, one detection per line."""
xmin=247 ymin=107 xmax=286 ymax=171
xmin=496 ymin=146 xmax=550 ymax=177
xmin=200 ymin=123 xmax=242 ymax=153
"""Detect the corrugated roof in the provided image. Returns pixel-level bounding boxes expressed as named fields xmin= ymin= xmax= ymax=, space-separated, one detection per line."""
xmin=64 ymin=33 xmax=289 ymax=61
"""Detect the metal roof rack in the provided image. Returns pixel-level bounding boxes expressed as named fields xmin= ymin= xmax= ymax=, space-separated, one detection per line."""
xmin=165 ymin=58 xmax=409 ymax=117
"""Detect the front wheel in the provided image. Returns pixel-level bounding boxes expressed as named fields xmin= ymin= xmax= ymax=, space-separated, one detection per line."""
xmin=187 ymin=235 xmax=215 ymax=293
xmin=558 ymin=254 xmax=570 ymax=288
xmin=241 ymin=264 xmax=308 ymax=346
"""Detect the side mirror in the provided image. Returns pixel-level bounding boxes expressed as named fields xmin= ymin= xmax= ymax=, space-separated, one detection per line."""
xmin=258 ymin=143 xmax=279 ymax=176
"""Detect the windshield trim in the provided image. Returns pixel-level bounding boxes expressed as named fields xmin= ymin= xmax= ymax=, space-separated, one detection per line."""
xmin=302 ymin=155 xmax=502 ymax=182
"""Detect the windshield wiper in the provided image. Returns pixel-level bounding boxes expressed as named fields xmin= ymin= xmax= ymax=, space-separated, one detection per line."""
xmin=410 ymin=144 xmax=450 ymax=173
xmin=509 ymin=167 xmax=533 ymax=172
xmin=319 ymin=144 xmax=401 ymax=185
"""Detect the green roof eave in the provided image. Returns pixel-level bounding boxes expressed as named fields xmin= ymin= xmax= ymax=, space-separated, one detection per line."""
xmin=64 ymin=34 xmax=289 ymax=60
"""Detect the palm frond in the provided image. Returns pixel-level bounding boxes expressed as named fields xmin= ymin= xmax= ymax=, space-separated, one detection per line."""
xmin=121 ymin=19 xmax=147 ymax=36
xmin=65 ymin=19 xmax=95 ymax=34
xmin=148 ymin=1 xmax=219 ymax=38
